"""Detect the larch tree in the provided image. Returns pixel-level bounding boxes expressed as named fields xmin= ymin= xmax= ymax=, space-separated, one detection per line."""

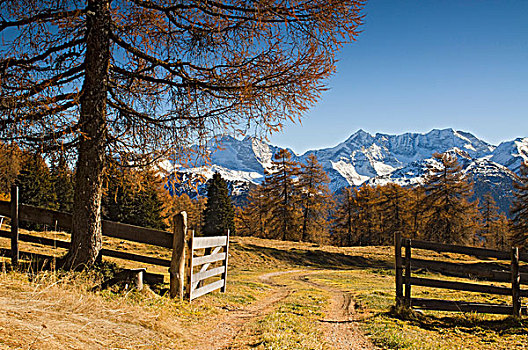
xmin=421 ymin=153 xmax=479 ymax=245
xmin=236 ymin=184 xmax=268 ymax=238
xmin=377 ymin=183 xmax=410 ymax=243
xmin=511 ymin=162 xmax=528 ymax=248
xmin=331 ymin=186 xmax=359 ymax=246
xmin=262 ymin=149 xmax=301 ymax=241
xmin=298 ymin=154 xmax=331 ymax=243
xmin=0 ymin=0 xmax=365 ymax=268
xmin=478 ymin=192 xmax=500 ymax=247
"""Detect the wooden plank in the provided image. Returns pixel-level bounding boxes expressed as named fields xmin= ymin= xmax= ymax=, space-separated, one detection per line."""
xmin=192 ymin=245 xmax=223 ymax=290
xmin=100 ymin=248 xmax=171 ymax=267
xmin=18 ymin=204 xmax=72 ymax=230
xmin=411 ymin=298 xmax=518 ymax=315
xmin=192 ymin=252 xmax=226 ymax=267
xmin=169 ymin=212 xmax=187 ymax=299
xmin=409 ymin=277 xmax=520 ymax=296
xmin=186 ymin=230 xmax=194 ymax=301
xmin=190 ymin=279 xmax=225 ymax=300
xmin=193 ymin=236 xmax=227 ymax=250
xmin=0 ymin=201 xmax=10 ymax=217
xmin=191 ymin=266 xmax=226 ymax=285
xmin=408 ymin=258 xmax=528 ymax=284
xmin=411 ymin=240 xmax=513 ymax=260
xmin=1 ymin=232 xmax=70 ymax=249
xmin=102 ymin=220 xmax=172 ymax=248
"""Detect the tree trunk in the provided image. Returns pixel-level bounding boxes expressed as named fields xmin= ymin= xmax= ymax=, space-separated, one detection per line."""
xmin=63 ymin=0 xmax=111 ymax=270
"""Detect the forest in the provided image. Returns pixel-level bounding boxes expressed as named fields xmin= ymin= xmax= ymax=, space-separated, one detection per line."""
xmin=2 ymin=142 xmax=528 ymax=250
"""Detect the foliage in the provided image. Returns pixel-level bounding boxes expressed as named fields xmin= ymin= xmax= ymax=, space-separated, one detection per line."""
xmin=0 ymin=0 xmax=366 ymax=268
xmin=511 ymin=162 xmax=528 ymax=248
xmin=17 ymin=152 xmax=57 ymax=209
xmin=102 ymin=161 xmax=167 ymax=230
xmin=202 ymin=173 xmax=235 ymax=236
xmin=0 ymin=142 xmax=22 ymax=196
xmin=421 ymin=153 xmax=480 ymax=245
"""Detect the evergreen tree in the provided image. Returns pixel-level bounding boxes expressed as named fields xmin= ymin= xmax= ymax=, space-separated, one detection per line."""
xmin=202 ymin=173 xmax=235 ymax=236
xmin=50 ymin=156 xmax=75 ymax=213
xmin=17 ymin=152 xmax=56 ymax=209
xmin=421 ymin=153 xmax=479 ymax=244
xmin=261 ymin=149 xmax=301 ymax=241
xmin=511 ymin=162 xmax=528 ymax=248
xmin=298 ymin=154 xmax=332 ymax=243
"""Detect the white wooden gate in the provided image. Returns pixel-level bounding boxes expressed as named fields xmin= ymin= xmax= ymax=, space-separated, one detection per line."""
xmin=186 ymin=230 xmax=229 ymax=301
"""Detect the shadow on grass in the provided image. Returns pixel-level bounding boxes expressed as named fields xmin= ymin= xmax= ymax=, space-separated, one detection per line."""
xmin=237 ymin=243 xmax=393 ymax=270
xmin=387 ymin=306 xmax=527 ymax=334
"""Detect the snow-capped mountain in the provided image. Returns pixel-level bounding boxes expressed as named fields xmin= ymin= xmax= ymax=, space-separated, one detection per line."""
xmin=167 ymin=129 xmax=526 ymax=214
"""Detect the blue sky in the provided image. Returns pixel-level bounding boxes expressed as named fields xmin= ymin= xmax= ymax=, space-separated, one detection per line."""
xmin=268 ymin=0 xmax=528 ymax=154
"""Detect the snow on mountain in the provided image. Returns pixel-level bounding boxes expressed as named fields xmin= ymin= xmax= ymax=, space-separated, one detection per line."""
xmin=490 ymin=138 xmax=528 ymax=174
xmin=167 ymin=128 xmax=525 ymax=214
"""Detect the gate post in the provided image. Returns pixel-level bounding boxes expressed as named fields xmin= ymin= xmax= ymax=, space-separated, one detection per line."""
xmin=170 ymin=211 xmax=187 ymax=299
xmin=10 ymin=185 xmax=19 ymax=267
xmin=511 ymin=247 xmax=521 ymax=318
xmin=394 ymin=232 xmax=403 ymax=307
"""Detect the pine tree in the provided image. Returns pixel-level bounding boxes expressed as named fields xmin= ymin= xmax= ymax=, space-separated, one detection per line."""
xmin=17 ymin=152 xmax=56 ymax=209
xmin=421 ymin=153 xmax=479 ymax=245
xmin=479 ymin=193 xmax=501 ymax=247
xmin=511 ymin=162 xmax=528 ymax=248
xmin=261 ymin=149 xmax=301 ymax=241
xmin=298 ymin=154 xmax=332 ymax=243
xmin=202 ymin=173 xmax=235 ymax=236
xmin=50 ymin=156 xmax=74 ymax=213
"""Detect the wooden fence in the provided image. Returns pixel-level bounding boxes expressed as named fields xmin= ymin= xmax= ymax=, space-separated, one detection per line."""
xmin=395 ymin=232 xmax=528 ymax=317
xmin=186 ymin=229 xmax=230 ymax=301
xmin=0 ymin=186 xmax=229 ymax=301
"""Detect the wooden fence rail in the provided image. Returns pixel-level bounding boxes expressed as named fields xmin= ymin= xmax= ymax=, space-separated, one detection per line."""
xmin=0 ymin=185 xmax=229 ymax=301
xmin=395 ymin=232 xmax=527 ymax=317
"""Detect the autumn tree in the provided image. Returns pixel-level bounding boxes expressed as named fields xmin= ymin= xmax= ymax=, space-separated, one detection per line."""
xmin=262 ymin=149 xmax=301 ymax=241
xmin=421 ymin=153 xmax=479 ymax=245
xmin=236 ymin=184 xmax=269 ymax=238
xmin=202 ymin=173 xmax=234 ymax=236
xmin=50 ymin=156 xmax=75 ymax=213
xmin=0 ymin=0 xmax=365 ymax=268
xmin=164 ymin=192 xmax=206 ymax=234
xmin=332 ymin=187 xmax=359 ymax=246
xmin=377 ymin=183 xmax=411 ymax=243
xmin=298 ymin=154 xmax=331 ymax=243
xmin=0 ymin=142 xmax=22 ymax=197
xmin=511 ymin=162 xmax=528 ymax=248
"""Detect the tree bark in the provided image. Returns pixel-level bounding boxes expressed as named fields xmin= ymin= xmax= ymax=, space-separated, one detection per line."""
xmin=63 ymin=0 xmax=111 ymax=270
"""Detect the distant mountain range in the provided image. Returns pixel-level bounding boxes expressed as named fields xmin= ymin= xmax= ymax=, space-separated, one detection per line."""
xmin=159 ymin=128 xmax=528 ymax=215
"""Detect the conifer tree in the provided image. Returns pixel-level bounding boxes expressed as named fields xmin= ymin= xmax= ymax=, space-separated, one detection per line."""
xmin=202 ymin=173 xmax=235 ymax=236
xmin=298 ymin=154 xmax=332 ymax=243
xmin=236 ymin=185 xmax=269 ymax=237
xmin=479 ymin=192 xmax=501 ymax=247
xmin=421 ymin=153 xmax=479 ymax=244
xmin=332 ymin=187 xmax=360 ymax=246
xmin=511 ymin=162 xmax=528 ymax=247
xmin=377 ymin=183 xmax=411 ymax=243
xmin=164 ymin=193 xmax=206 ymax=235
xmin=50 ymin=156 xmax=74 ymax=213
xmin=17 ymin=152 xmax=56 ymax=209
xmin=262 ymin=149 xmax=301 ymax=241
xmin=0 ymin=143 xmax=22 ymax=196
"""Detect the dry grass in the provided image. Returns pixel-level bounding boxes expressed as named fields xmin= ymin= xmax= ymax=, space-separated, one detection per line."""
xmin=2 ymin=233 xmax=528 ymax=349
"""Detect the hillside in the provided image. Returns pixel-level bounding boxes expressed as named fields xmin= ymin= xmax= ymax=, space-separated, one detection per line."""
xmin=1 ymin=235 xmax=528 ymax=349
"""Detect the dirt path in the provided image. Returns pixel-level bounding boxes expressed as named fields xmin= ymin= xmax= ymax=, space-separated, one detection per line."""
xmin=191 ymin=270 xmax=375 ymax=350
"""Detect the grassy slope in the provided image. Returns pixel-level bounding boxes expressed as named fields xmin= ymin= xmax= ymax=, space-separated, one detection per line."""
xmin=1 ymin=233 xmax=528 ymax=349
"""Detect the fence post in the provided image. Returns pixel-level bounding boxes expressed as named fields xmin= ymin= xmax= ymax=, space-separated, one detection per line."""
xmin=10 ymin=185 xmax=19 ymax=267
xmin=220 ymin=229 xmax=230 ymax=293
xmin=170 ymin=211 xmax=187 ymax=299
xmin=394 ymin=232 xmax=403 ymax=307
xmin=404 ymin=238 xmax=412 ymax=307
xmin=186 ymin=230 xmax=194 ymax=301
xmin=511 ymin=247 xmax=521 ymax=318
